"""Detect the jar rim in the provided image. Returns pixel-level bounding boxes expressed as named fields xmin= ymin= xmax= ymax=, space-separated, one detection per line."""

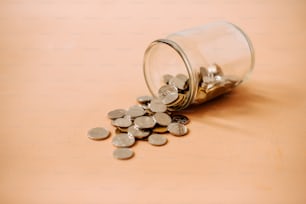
xmin=143 ymin=38 xmax=196 ymax=110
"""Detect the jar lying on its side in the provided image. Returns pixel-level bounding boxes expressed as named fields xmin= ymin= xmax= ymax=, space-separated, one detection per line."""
xmin=143 ymin=21 xmax=255 ymax=111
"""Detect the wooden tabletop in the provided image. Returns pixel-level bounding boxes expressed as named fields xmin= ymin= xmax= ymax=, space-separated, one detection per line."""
xmin=0 ymin=0 xmax=305 ymax=203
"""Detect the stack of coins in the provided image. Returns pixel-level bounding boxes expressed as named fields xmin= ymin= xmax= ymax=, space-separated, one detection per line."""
xmin=160 ymin=63 xmax=239 ymax=108
xmin=88 ymin=96 xmax=190 ymax=160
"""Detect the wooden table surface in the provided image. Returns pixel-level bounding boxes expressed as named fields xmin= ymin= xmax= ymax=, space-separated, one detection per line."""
xmin=0 ymin=0 xmax=305 ymax=203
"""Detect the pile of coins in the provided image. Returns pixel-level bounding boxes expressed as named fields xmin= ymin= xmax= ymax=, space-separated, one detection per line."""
xmin=160 ymin=63 xmax=239 ymax=109
xmin=88 ymin=95 xmax=190 ymax=160
xmin=88 ymin=63 xmax=236 ymax=160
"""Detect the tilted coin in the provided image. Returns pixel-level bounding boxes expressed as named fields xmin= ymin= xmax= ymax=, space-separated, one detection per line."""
xmin=149 ymin=99 xmax=167 ymax=113
xmin=107 ymin=109 xmax=126 ymax=119
xmin=152 ymin=126 xmax=168 ymax=133
xmin=207 ymin=63 xmax=223 ymax=76
xmin=171 ymin=114 xmax=190 ymax=125
xmin=163 ymin=74 xmax=173 ymax=84
xmin=113 ymin=148 xmax=134 ymax=160
xmin=112 ymin=133 xmax=135 ymax=147
xmin=128 ymin=125 xmax=151 ymax=139
xmin=200 ymin=66 xmax=208 ymax=79
xmin=126 ymin=105 xmax=145 ymax=118
xmin=112 ymin=117 xmax=132 ymax=128
xmin=167 ymin=122 xmax=188 ymax=136
xmin=176 ymin=73 xmax=188 ymax=82
xmin=134 ymin=116 xmax=156 ymax=129
xmin=167 ymin=93 xmax=185 ymax=107
xmin=88 ymin=127 xmax=110 ymax=140
xmin=117 ymin=126 xmax=128 ymax=133
xmin=148 ymin=134 xmax=168 ymax=146
xmin=137 ymin=95 xmax=153 ymax=104
xmin=158 ymin=85 xmax=179 ymax=105
xmin=153 ymin=112 xmax=172 ymax=126
xmin=169 ymin=76 xmax=187 ymax=90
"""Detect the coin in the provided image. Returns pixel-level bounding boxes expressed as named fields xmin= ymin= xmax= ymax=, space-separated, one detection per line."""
xmin=112 ymin=133 xmax=135 ymax=147
xmin=167 ymin=122 xmax=188 ymax=136
xmin=148 ymin=134 xmax=168 ymax=146
xmin=134 ymin=116 xmax=156 ymax=129
xmin=137 ymin=95 xmax=153 ymax=104
xmin=207 ymin=63 xmax=223 ymax=76
xmin=153 ymin=112 xmax=172 ymax=126
xmin=112 ymin=117 xmax=132 ymax=128
xmin=113 ymin=148 xmax=134 ymax=160
xmin=169 ymin=76 xmax=187 ymax=90
xmin=126 ymin=105 xmax=145 ymax=118
xmin=158 ymin=85 xmax=179 ymax=105
xmin=171 ymin=114 xmax=190 ymax=125
xmin=128 ymin=125 xmax=151 ymax=139
xmin=152 ymin=126 xmax=168 ymax=133
xmin=107 ymin=109 xmax=126 ymax=119
xmin=149 ymin=99 xmax=167 ymax=113
xmin=88 ymin=127 xmax=110 ymax=140
xmin=163 ymin=74 xmax=173 ymax=84
xmin=176 ymin=73 xmax=188 ymax=82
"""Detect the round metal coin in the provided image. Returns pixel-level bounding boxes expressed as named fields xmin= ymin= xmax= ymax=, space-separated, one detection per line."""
xmin=158 ymin=85 xmax=179 ymax=105
xmin=137 ymin=95 xmax=153 ymax=104
xmin=107 ymin=109 xmax=126 ymax=119
xmin=126 ymin=105 xmax=145 ymax=118
xmin=112 ymin=133 xmax=135 ymax=147
xmin=148 ymin=134 xmax=168 ymax=146
xmin=87 ymin=127 xmax=110 ymax=140
xmin=113 ymin=148 xmax=134 ymax=160
xmin=134 ymin=116 xmax=156 ymax=129
xmin=128 ymin=125 xmax=151 ymax=139
xmin=149 ymin=99 xmax=167 ymax=113
xmin=171 ymin=114 xmax=190 ymax=125
xmin=167 ymin=122 xmax=188 ymax=136
xmin=112 ymin=117 xmax=132 ymax=128
xmin=153 ymin=112 xmax=172 ymax=126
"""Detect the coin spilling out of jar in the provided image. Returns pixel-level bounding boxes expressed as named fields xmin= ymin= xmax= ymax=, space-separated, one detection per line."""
xmin=88 ymin=21 xmax=255 ymax=160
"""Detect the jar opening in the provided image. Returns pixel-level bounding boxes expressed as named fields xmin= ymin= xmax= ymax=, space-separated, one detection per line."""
xmin=143 ymin=39 xmax=196 ymax=110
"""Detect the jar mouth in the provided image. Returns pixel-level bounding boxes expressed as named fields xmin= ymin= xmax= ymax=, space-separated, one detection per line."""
xmin=143 ymin=39 xmax=196 ymax=110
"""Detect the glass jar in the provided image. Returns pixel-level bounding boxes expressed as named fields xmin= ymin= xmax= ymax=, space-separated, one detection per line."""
xmin=143 ymin=21 xmax=255 ymax=110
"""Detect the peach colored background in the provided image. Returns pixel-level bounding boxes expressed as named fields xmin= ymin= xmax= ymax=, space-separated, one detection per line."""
xmin=0 ymin=0 xmax=305 ymax=203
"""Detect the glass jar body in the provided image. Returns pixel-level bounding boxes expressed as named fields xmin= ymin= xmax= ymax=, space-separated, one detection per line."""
xmin=143 ymin=21 xmax=255 ymax=110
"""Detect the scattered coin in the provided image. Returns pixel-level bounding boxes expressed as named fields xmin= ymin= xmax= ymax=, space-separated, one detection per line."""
xmin=153 ymin=112 xmax=172 ymax=126
xmin=112 ymin=133 xmax=135 ymax=147
xmin=126 ymin=105 xmax=145 ymax=118
xmin=171 ymin=114 xmax=190 ymax=125
xmin=88 ymin=127 xmax=110 ymax=140
xmin=152 ymin=126 xmax=168 ymax=133
xmin=148 ymin=134 xmax=168 ymax=146
xmin=149 ymin=99 xmax=167 ymax=113
xmin=107 ymin=109 xmax=126 ymax=119
xmin=137 ymin=95 xmax=153 ymax=104
xmin=167 ymin=122 xmax=188 ymax=136
xmin=113 ymin=148 xmax=134 ymax=160
xmin=134 ymin=116 xmax=156 ymax=129
xmin=158 ymin=85 xmax=179 ymax=105
xmin=128 ymin=125 xmax=151 ymax=139
xmin=112 ymin=117 xmax=132 ymax=128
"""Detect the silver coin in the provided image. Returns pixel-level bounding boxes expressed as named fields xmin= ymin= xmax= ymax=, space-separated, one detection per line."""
xmin=112 ymin=133 xmax=135 ymax=147
xmin=167 ymin=122 xmax=188 ymax=136
xmin=137 ymin=95 xmax=153 ymax=104
xmin=149 ymin=99 xmax=167 ymax=113
xmin=176 ymin=73 xmax=188 ymax=82
xmin=113 ymin=148 xmax=134 ymax=160
xmin=153 ymin=112 xmax=172 ymax=126
xmin=171 ymin=114 xmax=190 ymax=125
xmin=134 ymin=116 xmax=156 ymax=129
xmin=169 ymin=76 xmax=187 ymax=90
xmin=200 ymin=66 xmax=208 ymax=79
xmin=128 ymin=125 xmax=151 ymax=139
xmin=207 ymin=63 xmax=223 ymax=76
xmin=163 ymin=74 xmax=173 ymax=84
xmin=148 ymin=134 xmax=168 ymax=146
xmin=87 ymin=127 xmax=110 ymax=140
xmin=107 ymin=109 xmax=126 ymax=119
xmin=112 ymin=117 xmax=132 ymax=128
xmin=126 ymin=105 xmax=145 ymax=118
xmin=158 ymin=85 xmax=179 ymax=105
